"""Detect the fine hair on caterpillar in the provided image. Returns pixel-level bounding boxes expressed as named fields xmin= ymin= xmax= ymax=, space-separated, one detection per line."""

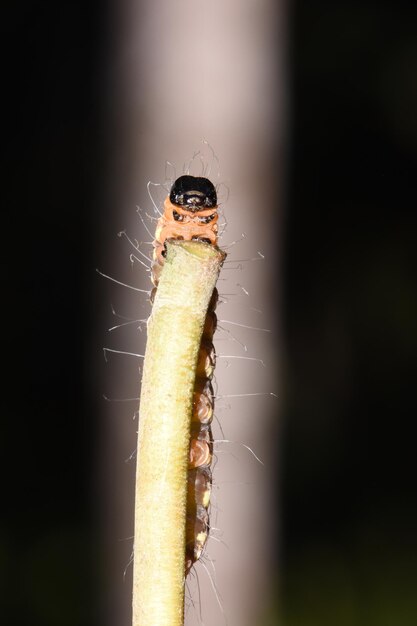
xmin=100 ymin=149 xmax=275 ymax=626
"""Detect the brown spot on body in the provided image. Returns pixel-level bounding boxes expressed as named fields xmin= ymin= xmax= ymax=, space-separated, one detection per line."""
xmin=187 ymin=467 xmax=212 ymax=509
xmin=196 ymin=341 xmax=216 ymax=380
xmin=192 ymin=381 xmax=214 ymax=425
xmin=189 ymin=435 xmax=212 ymax=469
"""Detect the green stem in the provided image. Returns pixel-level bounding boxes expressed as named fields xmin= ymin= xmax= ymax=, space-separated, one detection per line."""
xmin=132 ymin=240 xmax=225 ymax=626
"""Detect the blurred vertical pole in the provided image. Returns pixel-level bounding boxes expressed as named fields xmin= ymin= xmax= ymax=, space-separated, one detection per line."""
xmin=101 ymin=1 xmax=286 ymax=625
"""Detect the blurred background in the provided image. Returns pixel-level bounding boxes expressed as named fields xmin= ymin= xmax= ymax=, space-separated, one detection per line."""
xmin=2 ymin=1 xmax=416 ymax=625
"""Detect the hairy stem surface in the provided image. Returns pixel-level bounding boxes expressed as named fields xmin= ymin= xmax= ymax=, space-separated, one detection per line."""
xmin=133 ymin=240 xmax=225 ymax=626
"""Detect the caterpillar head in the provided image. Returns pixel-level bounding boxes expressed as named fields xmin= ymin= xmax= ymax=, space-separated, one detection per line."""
xmin=170 ymin=175 xmax=217 ymax=211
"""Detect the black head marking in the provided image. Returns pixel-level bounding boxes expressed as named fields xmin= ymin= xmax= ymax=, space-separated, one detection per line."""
xmin=170 ymin=175 xmax=217 ymax=211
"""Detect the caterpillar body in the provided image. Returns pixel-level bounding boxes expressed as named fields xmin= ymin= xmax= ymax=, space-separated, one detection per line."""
xmin=151 ymin=175 xmax=220 ymax=576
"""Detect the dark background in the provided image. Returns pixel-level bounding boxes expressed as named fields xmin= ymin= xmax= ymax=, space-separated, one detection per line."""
xmin=3 ymin=2 xmax=103 ymax=624
xmin=281 ymin=2 xmax=417 ymax=624
xmin=2 ymin=1 xmax=416 ymax=625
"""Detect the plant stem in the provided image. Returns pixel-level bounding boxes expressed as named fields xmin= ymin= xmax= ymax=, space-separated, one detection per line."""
xmin=132 ymin=240 xmax=225 ymax=626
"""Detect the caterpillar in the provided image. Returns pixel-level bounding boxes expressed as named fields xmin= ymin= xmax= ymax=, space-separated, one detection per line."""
xmin=151 ymin=174 xmax=220 ymax=576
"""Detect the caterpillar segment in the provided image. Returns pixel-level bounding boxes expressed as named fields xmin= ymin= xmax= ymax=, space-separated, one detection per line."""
xmin=151 ymin=175 xmax=220 ymax=577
